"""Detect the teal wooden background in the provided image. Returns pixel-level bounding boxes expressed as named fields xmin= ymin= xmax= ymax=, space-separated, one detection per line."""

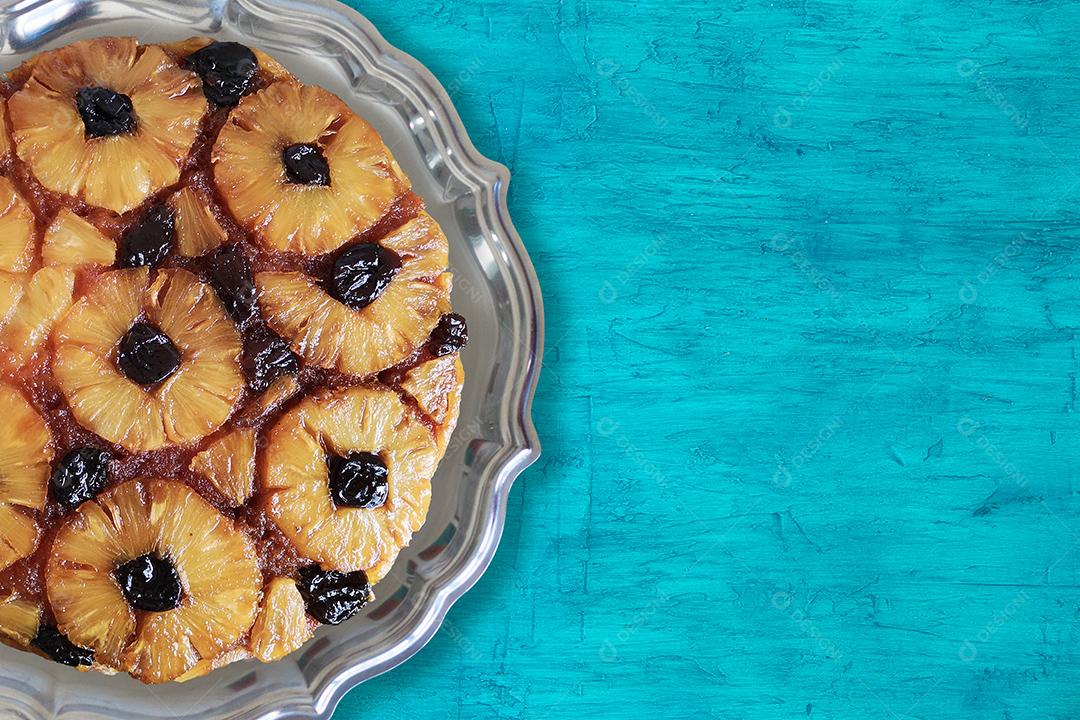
xmin=334 ymin=1 xmax=1080 ymax=717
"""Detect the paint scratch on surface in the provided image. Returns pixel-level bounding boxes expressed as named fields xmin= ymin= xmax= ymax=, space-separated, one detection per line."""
xmin=786 ymin=510 xmax=824 ymax=554
xmin=972 ymin=484 xmax=1040 ymax=517
xmin=923 ymin=437 xmax=943 ymax=461
xmin=889 ymin=446 xmax=905 ymax=466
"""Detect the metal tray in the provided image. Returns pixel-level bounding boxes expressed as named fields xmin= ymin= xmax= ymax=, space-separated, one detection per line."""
xmin=0 ymin=0 xmax=543 ymax=717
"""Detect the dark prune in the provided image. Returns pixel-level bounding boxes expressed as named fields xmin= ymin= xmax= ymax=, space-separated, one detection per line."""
xmin=114 ymin=553 xmax=183 ymax=612
xmin=51 ymin=447 xmax=111 ymax=509
xmin=282 ymin=143 xmax=331 ymax=186
xmin=329 ymin=243 xmax=399 ymax=310
xmin=118 ymin=204 xmax=175 ymax=268
xmin=75 ymin=86 xmax=136 ymax=138
xmin=186 ymin=41 xmax=259 ymax=107
xmin=116 ymin=322 xmax=181 ymax=385
xmin=207 ymin=245 xmax=256 ymax=322
xmin=327 ymin=452 xmax=389 ymax=509
xmin=32 ymin=625 xmax=94 ymax=667
xmin=429 ymin=313 xmax=468 ymax=356
xmin=243 ymin=330 xmax=299 ymax=391
xmin=296 ymin=565 xmax=371 ymax=625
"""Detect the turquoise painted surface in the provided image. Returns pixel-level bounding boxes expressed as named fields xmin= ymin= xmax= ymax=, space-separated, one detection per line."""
xmin=333 ymin=1 xmax=1080 ymax=718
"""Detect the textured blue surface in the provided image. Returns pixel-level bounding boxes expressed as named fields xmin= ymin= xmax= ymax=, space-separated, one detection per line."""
xmin=333 ymin=1 xmax=1080 ymax=718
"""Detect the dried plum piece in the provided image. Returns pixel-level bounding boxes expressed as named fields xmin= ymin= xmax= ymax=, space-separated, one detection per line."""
xmin=243 ymin=328 xmax=299 ymax=392
xmin=76 ymin=86 xmax=136 ymax=138
xmin=32 ymin=625 xmax=94 ymax=667
xmin=297 ymin=565 xmax=372 ymax=625
xmin=429 ymin=313 xmax=468 ymax=356
xmin=207 ymin=244 xmax=257 ymax=323
xmin=326 ymin=452 xmax=389 ymax=509
xmin=282 ymin=143 xmax=331 ymax=186
xmin=118 ymin=204 xmax=175 ymax=268
xmin=114 ymin=553 xmax=183 ymax=612
xmin=51 ymin=447 xmax=111 ymax=509
xmin=329 ymin=243 xmax=400 ymax=311
xmin=186 ymin=41 xmax=259 ymax=107
xmin=116 ymin=322 xmax=181 ymax=385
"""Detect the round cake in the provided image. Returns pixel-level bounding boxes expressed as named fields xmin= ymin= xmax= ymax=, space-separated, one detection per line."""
xmin=0 ymin=36 xmax=466 ymax=683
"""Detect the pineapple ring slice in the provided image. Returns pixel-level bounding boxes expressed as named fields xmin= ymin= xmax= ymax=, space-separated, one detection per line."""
xmin=212 ymin=80 xmax=405 ymax=254
xmin=8 ymin=37 xmax=207 ymax=214
xmin=0 ymin=594 xmax=41 ymax=648
xmin=167 ymin=186 xmax=229 ymax=257
xmin=256 ymin=212 xmax=452 ymax=377
xmin=400 ymin=354 xmax=465 ymax=456
xmin=189 ymin=427 xmax=257 ymax=507
xmin=261 ymin=386 xmax=438 ymax=575
xmin=0 ymin=99 xmax=12 ymax=158
xmin=52 ymin=267 xmax=244 ymax=452
xmin=0 ymin=384 xmax=51 ymax=572
xmin=0 ymin=266 xmax=75 ymax=364
xmin=0 ymin=273 xmax=23 ymax=328
xmin=41 ymin=209 xmax=117 ymax=269
xmin=46 ymin=479 xmax=262 ymax=683
xmin=247 ymin=577 xmax=313 ymax=662
xmin=0 ymin=177 xmax=36 ymax=273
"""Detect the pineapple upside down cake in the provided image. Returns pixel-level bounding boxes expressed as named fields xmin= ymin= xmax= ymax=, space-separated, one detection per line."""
xmin=0 ymin=36 xmax=468 ymax=683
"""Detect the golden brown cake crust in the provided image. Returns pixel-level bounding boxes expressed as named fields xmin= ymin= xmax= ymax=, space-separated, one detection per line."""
xmin=0 ymin=36 xmax=466 ymax=683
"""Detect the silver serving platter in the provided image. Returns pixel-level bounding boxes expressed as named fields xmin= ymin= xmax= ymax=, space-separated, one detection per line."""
xmin=0 ymin=0 xmax=543 ymax=717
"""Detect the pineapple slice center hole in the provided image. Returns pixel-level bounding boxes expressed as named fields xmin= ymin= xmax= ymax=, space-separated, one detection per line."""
xmin=326 ymin=451 xmax=389 ymax=509
xmin=116 ymin=321 xmax=182 ymax=385
xmin=329 ymin=243 xmax=401 ymax=310
xmin=75 ymin=86 xmax=137 ymax=138
xmin=113 ymin=553 xmax=183 ymax=612
xmin=282 ymin=143 xmax=331 ymax=186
